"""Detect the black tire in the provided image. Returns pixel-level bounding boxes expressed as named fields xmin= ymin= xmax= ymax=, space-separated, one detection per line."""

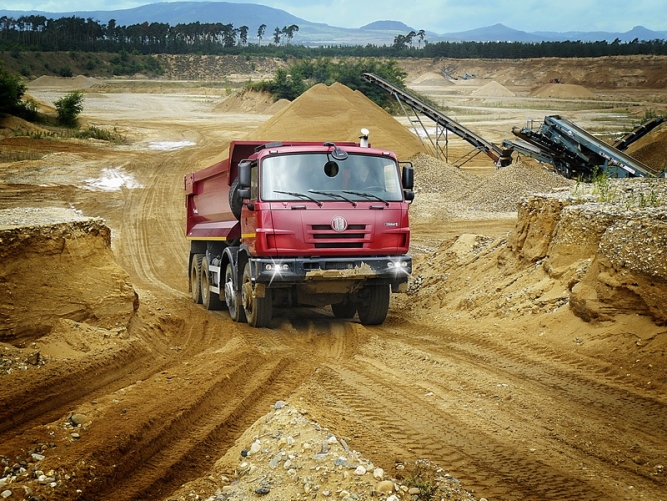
xmin=201 ymin=258 xmax=224 ymax=310
xmin=242 ymin=262 xmax=272 ymax=328
xmin=229 ymin=177 xmax=243 ymax=220
xmin=224 ymin=262 xmax=246 ymax=322
xmin=357 ymin=285 xmax=390 ymax=325
xmin=331 ymin=300 xmax=357 ymax=319
xmin=190 ymin=254 xmax=204 ymax=304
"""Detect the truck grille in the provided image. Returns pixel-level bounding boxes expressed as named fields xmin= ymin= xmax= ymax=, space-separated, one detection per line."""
xmin=309 ymin=224 xmax=367 ymax=249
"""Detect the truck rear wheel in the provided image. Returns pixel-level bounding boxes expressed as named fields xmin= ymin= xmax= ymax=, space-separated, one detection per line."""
xmin=190 ymin=254 xmax=204 ymax=304
xmin=331 ymin=300 xmax=357 ymax=319
xmin=242 ymin=262 xmax=272 ymax=328
xmin=225 ymin=262 xmax=246 ymax=322
xmin=358 ymin=285 xmax=390 ymax=325
xmin=201 ymin=259 xmax=224 ymax=310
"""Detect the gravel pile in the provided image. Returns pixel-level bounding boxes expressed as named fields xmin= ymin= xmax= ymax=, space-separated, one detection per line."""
xmin=410 ymin=153 xmax=574 ymax=213
xmin=0 ymin=207 xmax=93 ymax=230
xmin=460 ymin=161 xmax=574 ymax=212
xmin=168 ymin=402 xmax=477 ymax=501
xmin=409 ymin=153 xmax=482 ymax=195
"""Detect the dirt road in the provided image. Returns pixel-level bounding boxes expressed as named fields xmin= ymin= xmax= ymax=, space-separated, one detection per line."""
xmin=1 ymin=63 xmax=666 ymax=501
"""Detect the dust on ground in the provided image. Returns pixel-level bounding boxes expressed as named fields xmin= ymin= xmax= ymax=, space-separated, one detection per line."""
xmin=1 ymin=56 xmax=666 ymax=501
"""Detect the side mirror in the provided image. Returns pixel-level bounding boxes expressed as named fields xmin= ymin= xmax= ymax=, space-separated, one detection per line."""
xmin=401 ymin=163 xmax=414 ymax=190
xmin=238 ymin=160 xmax=251 ymax=188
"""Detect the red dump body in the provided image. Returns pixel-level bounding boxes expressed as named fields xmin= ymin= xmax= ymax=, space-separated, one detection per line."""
xmin=184 ymin=141 xmax=260 ymax=241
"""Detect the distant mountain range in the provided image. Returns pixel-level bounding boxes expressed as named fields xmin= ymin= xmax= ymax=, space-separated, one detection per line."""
xmin=1 ymin=2 xmax=665 ymax=45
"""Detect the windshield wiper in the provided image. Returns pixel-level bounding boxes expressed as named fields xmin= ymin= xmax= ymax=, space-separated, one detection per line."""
xmin=343 ymin=190 xmax=389 ymax=206
xmin=308 ymin=190 xmax=357 ymax=207
xmin=274 ymin=190 xmax=322 ymax=206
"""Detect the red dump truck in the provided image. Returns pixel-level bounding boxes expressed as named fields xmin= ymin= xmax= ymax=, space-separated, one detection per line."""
xmin=184 ymin=133 xmax=414 ymax=327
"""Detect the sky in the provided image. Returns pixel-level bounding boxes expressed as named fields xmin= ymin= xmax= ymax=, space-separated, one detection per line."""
xmin=6 ymin=0 xmax=667 ymax=34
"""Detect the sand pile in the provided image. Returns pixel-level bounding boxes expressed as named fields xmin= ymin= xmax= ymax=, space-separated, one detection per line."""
xmin=472 ymin=81 xmax=515 ymax=97
xmin=530 ymin=83 xmax=597 ymax=98
xmin=411 ymin=71 xmax=453 ymax=86
xmin=214 ymin=89 xmax=290 ymax=114
xmin=28 ymin=75 xmax=100 ymax=90
xmin=624 ymin=122 xmax=667 ymax=172
xmin=0 ymin=116 xmax=51 ymax=138
xmin=246 ymin=83 xmax=428 ymax=160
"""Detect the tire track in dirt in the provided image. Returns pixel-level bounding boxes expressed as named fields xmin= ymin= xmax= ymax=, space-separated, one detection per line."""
xmin=92 ymin=353 xmax=304 ymax=501
xmin=0 ymin=340 xmax=152 ymax=436
xmin=336 ymin=319 xmax=667 ymax=499
xmin=61 ymin=313 xmax=370 ymax=501
xmin=310 ymin=362 xmax=607 ymax=501
xmin=394 ymin=321 xmax=667 ymax=471
xmin=113 ymin=157 xmax=187 ymax=295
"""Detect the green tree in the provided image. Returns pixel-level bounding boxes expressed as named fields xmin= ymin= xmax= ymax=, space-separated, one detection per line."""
xmin=0 ymin=63 xmax=26 ymax=115
xmin=284 ymin=24 xmax=299 ymax=45
xmin=257 ymin=23 xmax=266 ymax=45
xmin=54 ymin=90 xmax=84 ymax=127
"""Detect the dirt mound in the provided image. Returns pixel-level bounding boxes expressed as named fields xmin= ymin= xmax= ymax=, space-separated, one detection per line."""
xmin=0 ymin=116 xmax=51 ymax=139
xmin=411 ymin=71 xmax=453 ymax=86
xmin=0 ymin=208 xmax=138 ymax=343
xmin=246 ymin=82 xmax=428 ymax=160
xmin=28 ymin=75 xmax=100 ymax=90
xmin=214 ymin=89 xmax=279 ymax=113
xmin=530 ymin=83 xmax=597 ymax=98
xmin=472 ymin=81 xmax=515 ymax=97
xmin=624 ymin=122 xmax=667 ymax=171
xmin=407 ymin=179 xmax=667 ymax=326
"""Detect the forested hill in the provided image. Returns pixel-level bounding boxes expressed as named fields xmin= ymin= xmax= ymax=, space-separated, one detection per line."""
xmin=1 ymin=2 xmax=666 ymax=46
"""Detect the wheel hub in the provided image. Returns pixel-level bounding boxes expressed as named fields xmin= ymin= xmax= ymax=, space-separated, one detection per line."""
xmin=242 ymin=282 xmax=253 ymax=310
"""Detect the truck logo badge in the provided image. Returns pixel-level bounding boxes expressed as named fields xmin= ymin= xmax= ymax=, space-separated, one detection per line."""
xmin=331 ymin=216 xmax=348 ymax=232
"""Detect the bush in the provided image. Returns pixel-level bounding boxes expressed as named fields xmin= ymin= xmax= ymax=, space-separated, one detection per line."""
xmin=246 ymin=57 xmax=408 ymax=108
xmin=54 ymin=91 xmax=84 ymax=127
xmin=0 ymin=63 xmax=27 ymax=114
xmin=59 ymin=66 xmax=73 ymax=77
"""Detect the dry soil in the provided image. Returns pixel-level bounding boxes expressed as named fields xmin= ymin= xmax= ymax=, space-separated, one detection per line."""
xmin=0 ymin=56 xmax=666 ymax=501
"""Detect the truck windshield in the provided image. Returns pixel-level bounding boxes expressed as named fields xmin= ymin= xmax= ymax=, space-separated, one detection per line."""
xmin=260 ymin=153 xmax=403 ymax=203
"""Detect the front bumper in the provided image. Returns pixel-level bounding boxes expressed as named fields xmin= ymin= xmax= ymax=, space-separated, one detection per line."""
xmin=250 ymin=255 xmax=412 ymax=286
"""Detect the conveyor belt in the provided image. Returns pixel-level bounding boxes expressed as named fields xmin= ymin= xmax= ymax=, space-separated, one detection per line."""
xmin=362 ymin=72 xmax=513 ymax=167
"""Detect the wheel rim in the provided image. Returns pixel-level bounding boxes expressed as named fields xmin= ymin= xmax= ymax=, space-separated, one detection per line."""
xmin=201 ymin=268 xmax=209 ymax=303
xmin=224 ymin=275 xmax=236 ymax=314
xmin=242 ymin=281 xmax=253 ymax=314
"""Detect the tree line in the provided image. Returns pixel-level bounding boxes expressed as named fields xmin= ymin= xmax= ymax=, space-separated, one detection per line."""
xmin=0 ymin=15 xmax=299 ymax=53
xmin=1 ymin=14 xmax=666 ymax=58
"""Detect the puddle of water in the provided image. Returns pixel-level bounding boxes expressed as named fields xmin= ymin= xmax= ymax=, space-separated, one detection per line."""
xmin=85 ymin=167 xmax=143 ymax=191
xmin=148 ymin=140 xmax=196 ymax=150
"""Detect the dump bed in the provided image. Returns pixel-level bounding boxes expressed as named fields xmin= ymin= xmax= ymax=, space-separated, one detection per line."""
xmin=184 ymin=141 xmax=266 ymax=241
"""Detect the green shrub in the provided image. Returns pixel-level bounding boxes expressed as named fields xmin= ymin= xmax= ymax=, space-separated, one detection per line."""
xmin=54 ymin=91 xmax=84 ymax=127
xmin=0 ymin=63 xmax=27 ymax=114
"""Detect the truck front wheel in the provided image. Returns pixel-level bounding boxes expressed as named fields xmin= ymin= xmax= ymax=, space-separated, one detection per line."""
xmin=242 ymin=262 xmax=272 ymax=328
xmin=331 ymin=300 xmax=357 ymax=319
xmin=357 ymin=285 xmax=390 ymax=325
xmin=225 ymin=263 xmax=246 ymax=322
